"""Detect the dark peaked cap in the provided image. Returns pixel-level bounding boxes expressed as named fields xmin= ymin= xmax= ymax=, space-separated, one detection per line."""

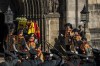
xmin=64 ymin=23 xmax=72 ymax=28
xmin=73 ymin=28 xmax=79 ymax=32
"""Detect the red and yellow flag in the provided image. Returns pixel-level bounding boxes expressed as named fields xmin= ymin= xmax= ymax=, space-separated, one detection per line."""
xmin=28 ymin=21 xmax=40 ymax=39
xmin=34 ymin=22 xmax=40 ymax=39
xmin=28 ymin=21 xmax=35 ymax=34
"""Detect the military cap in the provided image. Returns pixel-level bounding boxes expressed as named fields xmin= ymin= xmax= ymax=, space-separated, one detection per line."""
xmin=64 ymin=23 xmax=73 ymax=29
xmin=29 ymin=49 xmax=37 ymax=55
xmin=72 ymin=28 xmax=79 ymax=32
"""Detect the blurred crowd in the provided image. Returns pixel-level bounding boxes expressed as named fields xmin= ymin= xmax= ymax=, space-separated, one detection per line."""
xmin=63 ymin=23 xmax=92 ymax=56
xmin=0 ymin=22 xmax=99 ymax=66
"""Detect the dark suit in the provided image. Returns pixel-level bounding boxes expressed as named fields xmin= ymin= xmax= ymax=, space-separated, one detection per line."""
xmin=30 ymin=58 xmax=42 ymax=66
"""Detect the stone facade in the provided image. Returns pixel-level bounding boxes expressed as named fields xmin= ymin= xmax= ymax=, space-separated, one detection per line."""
xmin=88 ymin=0 xmax=100 ymax=28
xmin=45 ymin=13 xmax=60 ymax=46
xmin=88 ymin=0 xmax=100 ymax=49
xmin=67 ymin=0 xmax=85 ymax=27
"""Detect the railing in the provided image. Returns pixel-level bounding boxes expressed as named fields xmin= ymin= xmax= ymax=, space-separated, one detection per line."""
xmin=42 ymin=40 xmax=64 ymax=56
xmin=42 ymin=40 xmax=91 ymax=58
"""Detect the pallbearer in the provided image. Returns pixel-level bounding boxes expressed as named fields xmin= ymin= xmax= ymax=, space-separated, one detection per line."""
xmin=26 ymin=33 xmax=36 ymax=50
xmin=64 ymin=23 xmax=74 ymax=51
xmin=15 ymin=52 xmax=31 ymax=66
xmin=72 ymin=28 xmax=82 ymax=54
xmin=36 ymin=44 xmax=44 ymax=62
xmin=15 ymin=30 xmax=28 ymax=52
xmin=5 ymin=29 xmax=17 ymax=54
xmin=29 ymin=49 xmax=41 ymax=66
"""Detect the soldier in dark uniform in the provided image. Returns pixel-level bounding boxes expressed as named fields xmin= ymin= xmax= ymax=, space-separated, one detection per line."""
xmin=5 ymin=29 xmax=17 ymax=55
xmin=15 ymin=51 xmax=31 ymax=66
xmin=64 ymin=23 xmax=74 ymax=51
xmin=15 ymin=30 xmax=28 ymax=52
xmin=72 ymin=28 xmax=82 ymax=54
xmin=61 ymin=61 xmax=74 ymax=66
xmin=93 ymin=49 xmax=100 ymax=66
xmin=39 ymin=52 xmax=61 ymax=66
xmin=71 ymin=55 xmax=81 ymax=66
xmin=61 ymin=54 xmax=75 ymax=66
xmin=80 ymin=57 xmax=96 ymax=66
xmin=29 ymin=49 xmax=41 ymax=66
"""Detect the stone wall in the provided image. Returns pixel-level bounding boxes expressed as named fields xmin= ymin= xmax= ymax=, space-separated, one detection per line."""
xmin=45 ymin=13 xmax=60 ymax=46
xmin=88 ymin=0 xmax=100 ymax=28
xmin=67 ymin=0 xmax=85 ymax=27
xmin=90 ymin=28 xmax=100 ymax=49
xmin=67 ymin=0 xmax=75 ymax=26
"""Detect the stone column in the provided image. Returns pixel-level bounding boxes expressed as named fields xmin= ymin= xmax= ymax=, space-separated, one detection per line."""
xmin=67 ymin=0 xmax=76 ymax=27
xmin=45 ymin=13 xmax=60 ymax=47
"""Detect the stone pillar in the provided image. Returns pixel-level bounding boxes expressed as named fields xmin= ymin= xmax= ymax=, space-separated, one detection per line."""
xmin=67 ymin=0 xmax=75 ymax=27
xmin=45 ymin=13 xmax=60 ymax=46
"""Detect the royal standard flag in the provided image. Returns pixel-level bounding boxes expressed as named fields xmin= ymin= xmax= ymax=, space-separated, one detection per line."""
xmin=28 ymin=22 xmax=35 ymax=34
